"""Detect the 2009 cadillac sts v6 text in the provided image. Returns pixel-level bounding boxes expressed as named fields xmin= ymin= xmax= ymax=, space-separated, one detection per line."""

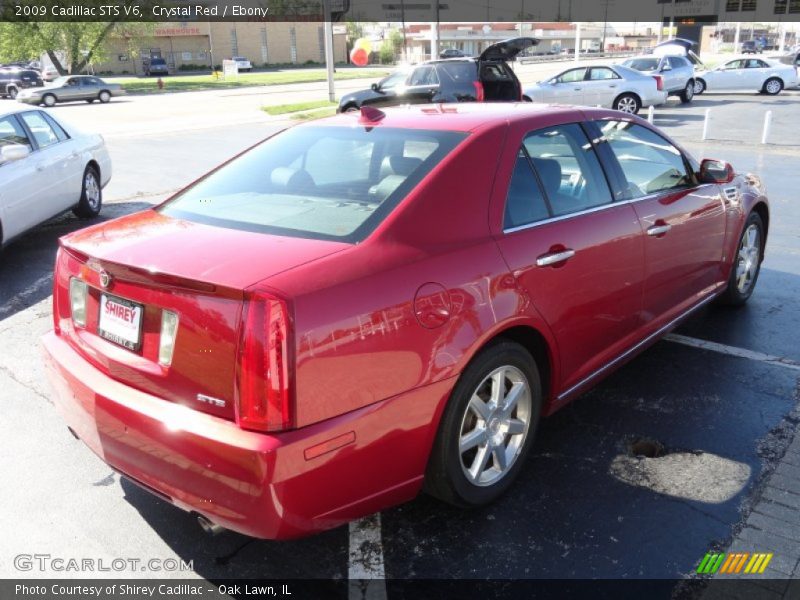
xmin=42 ymin=103 xmax=769 ymax=539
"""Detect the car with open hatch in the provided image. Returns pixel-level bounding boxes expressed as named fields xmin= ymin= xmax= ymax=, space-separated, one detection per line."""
xmin=337 ymin=37 xmax=537 ymax=112
xmin=43 ymin=102 xmax=769 ymax=540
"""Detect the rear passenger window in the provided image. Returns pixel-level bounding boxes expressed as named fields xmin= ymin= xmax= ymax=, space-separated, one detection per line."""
xmin=522 ymin=124 xmax=612 ymax=217
xmin=599 ymin=121 xmax=692 ymax=197
xmin=408 ymin=66 xmax=439 ymax=86
xmin=437 ymin=62 xmax=475 ymax=83
xmin=588 ymin=67 xmax=619 ymax=80
xmin=504 ymin=150 xmax=550 ymax=230
xmin=19 ymin=111 xmax=60 ymax=149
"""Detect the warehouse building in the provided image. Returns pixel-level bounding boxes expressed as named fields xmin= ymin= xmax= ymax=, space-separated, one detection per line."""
xmin=94 ymin=21 xmax=348 ymax=74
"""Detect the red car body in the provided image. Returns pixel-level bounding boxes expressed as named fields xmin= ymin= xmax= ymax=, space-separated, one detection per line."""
xmin=42 ymin=103 xmax=769 ymax=539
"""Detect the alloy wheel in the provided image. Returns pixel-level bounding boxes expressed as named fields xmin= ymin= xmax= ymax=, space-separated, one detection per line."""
xmin=84 ymin=171 xmax=100 ymax=210
xmin=765 ymin=79 xmax=781 ymax=94
xmin=458 ymin=365 xmax=532 ymax=487
xmin=736 ymin=223 xmax=760 ymax=294
xmin=616 ymin=96 xmax=637 ymax=113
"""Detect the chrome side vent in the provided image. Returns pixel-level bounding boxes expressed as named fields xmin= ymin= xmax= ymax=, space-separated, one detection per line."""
xmin=723 ymin=187 xmax=739 ymax=204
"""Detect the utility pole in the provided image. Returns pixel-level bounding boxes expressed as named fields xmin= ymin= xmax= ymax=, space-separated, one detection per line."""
xmin=322 ymin=0 xmax=335 ymax=102
xmin=575 ymin=22 xmax=581 ymax=62
xmin=401 ymin=0 xmax=407 ymax=62
xmin=433 ymin=0 xmax=440 ymax=59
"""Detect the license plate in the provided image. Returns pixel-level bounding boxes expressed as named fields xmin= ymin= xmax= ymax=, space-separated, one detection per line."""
xmin=98 ymin=294 xmax=143 ymax=351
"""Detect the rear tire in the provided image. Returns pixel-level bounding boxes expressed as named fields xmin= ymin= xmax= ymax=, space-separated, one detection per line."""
xmin=425 ymin=341 xmax=542 ymax=507
xmin=73 ymin=166 xmax=102 ymax=219
xmin=613 ymin=93 xmax=640 ymax=114
xmin=718 ymin=212 xmax=764 ymax=306
xmin=679 ymin=80 xmax=695 ymax=103
xmin=763 ymin=78 xmax=783 ymax=96
xmin=8 ymin=86 xmax=18 ymax=100
xmin=86 ymin=99 xmax=94 ymax=103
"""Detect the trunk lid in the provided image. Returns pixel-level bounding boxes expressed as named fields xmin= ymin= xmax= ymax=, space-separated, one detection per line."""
xmin=55 ymin=209 xmax=348 ymax=421
xmin=479 ymin=37 xmax=539 ymax=62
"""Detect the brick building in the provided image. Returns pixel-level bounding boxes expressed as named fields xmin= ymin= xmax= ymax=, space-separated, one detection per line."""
xmin=94 ymin=21 xmax=348 ymax=74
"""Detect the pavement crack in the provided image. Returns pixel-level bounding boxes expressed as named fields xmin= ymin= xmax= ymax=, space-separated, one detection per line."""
xmin=0 ymin=363 xmax=51 ymax=403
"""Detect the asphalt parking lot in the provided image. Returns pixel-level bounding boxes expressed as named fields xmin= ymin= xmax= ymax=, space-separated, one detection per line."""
xmin=1 ymin=78 xmax=800 ymax=598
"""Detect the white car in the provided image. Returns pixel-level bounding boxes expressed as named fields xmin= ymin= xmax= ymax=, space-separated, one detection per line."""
xmin=524 ymin=64 xmax=668 ymax=114
xmin=232 ymin=57 xmax=252 ymax=72
xmin=0 ymin=106 xmax=111 ymax=248
xmin=694 ymin=57 xmax=799 ymax=95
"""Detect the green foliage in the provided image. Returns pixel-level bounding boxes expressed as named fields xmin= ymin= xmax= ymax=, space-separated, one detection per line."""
xmin=379 ymin=40 xmax=395 ymax=64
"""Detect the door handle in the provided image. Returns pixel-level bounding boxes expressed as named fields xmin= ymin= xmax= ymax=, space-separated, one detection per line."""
xmin=35 ymin=164 xmax=45 ymax=172
xmin=574 ymin=87 xmax=582 ymax=91
xmin=609 ymin=84 xmax=617 ymax=88
xmin=647 ymin=224 xmax=672 ymax=236
xmin=536 ymin=249 xmax=576 ymax=267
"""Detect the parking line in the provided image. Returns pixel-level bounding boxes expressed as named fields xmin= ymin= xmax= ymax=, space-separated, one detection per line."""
xmin=664 ymin=334 xmax=800 ymax=372
xmin=348 ymin=513 xmax=387 ymax=600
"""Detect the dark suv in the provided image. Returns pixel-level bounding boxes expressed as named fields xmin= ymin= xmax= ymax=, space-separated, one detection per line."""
xmin=144 ymin=57 xmax=170 ymax=76
xmin=338 ymin=37 xmax=538 ymax=112
xmin=0 ymin=68 xmax=44 ymax=99
xmin=742 ymin=40 xmax=764 ymax=54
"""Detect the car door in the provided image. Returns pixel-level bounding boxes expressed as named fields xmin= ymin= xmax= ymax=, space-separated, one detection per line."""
xmin=60 ymin=77 xmax=83 ymax=100
xmin=0 ymin=115 xmax=39 ymax=241
xmin=365 ymin=70 xmax=407 ymax=108
xmin=493 ymin=119 xmax=645 ymax=396
xmin=594 ymin=119 xmax=727 ymax=327
xmin=744 ymin=59 xmax=769 ymax=89
xmin=543 ymin=67 xmax=587 ymax=104
xmin=582 ymin=67 xmax=622 ymax=107
xmin=712 ymin=60 xmax=746 ymax=90
xmin=404 ymin=65 xmax=440 ymax=104
xmin=15 ymin=111 xmax=78 ymax=227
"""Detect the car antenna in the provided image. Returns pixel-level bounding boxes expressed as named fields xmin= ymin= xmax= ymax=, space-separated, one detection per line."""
xmin=359 ymin=106 xmax=386 ymax=124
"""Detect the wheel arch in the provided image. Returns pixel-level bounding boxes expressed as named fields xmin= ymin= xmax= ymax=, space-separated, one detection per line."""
xmin=613 ymin=91 xmax=641 ymax=109
xmin=751 ymin=201 xmax=769 ymax=261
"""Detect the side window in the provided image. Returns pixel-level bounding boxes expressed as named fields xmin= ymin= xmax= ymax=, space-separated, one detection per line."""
xmin=19 ymin=111 xmax=61 ymax=149
xmin=504 ymin=149 xmax=550 ymax=230
xmin=522 ymin=124 xmax=612 ymax=217
xmin=66 ymin=78 xmax=80 ymax=87
xmin=666 ymin=57 xmax=685 ymax=69
xmin=408 ymin=66 xmax=439 ymax=86
xmin=588 ymin=67 xmax=620 ymax=80
xmin=0 ymin=116 xmax=32 ymax=156
xmin=555 ymin=68 xmax=586 ymax=83
xmin=599 ymin=121 xmax=692 ymax=197
xmin=41 ymin=112 xmax=69 ymax=142
xmin=724 ymin=60 xmax=744 ymax=70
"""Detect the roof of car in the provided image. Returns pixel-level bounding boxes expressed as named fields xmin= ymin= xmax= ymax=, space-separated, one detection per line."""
xmin=308 ymin=102 xmax=607 ymax=133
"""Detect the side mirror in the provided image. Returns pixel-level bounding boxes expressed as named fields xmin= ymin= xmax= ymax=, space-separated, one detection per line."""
xmin=699 ymin=158 xmax=735 ymax=184
xmin=1 ymin=144 xmax=30 ymax=163
xmin=371 ymin=83 xmax=380 ymax=92
xmin=661 ymin=63 xmax=672 ymax=72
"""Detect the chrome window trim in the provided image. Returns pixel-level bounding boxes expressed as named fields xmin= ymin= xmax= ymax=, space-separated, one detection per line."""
xmin=555 ymin=292 xmax=718 ymax=402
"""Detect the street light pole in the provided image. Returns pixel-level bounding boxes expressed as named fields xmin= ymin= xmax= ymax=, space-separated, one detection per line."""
xmin=322 ymin=0 xmax=335 ymax=102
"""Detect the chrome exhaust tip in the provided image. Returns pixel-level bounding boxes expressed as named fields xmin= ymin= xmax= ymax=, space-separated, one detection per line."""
xmin=197 ymin=515 xmax=224 ymax=535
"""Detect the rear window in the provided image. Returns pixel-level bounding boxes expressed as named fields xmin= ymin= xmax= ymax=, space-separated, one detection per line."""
xmin=159 ymin=126 xmax=467 ymax=243
xmin=623 ymin=58 xmax=661 ymax=71
xmin=437 ymin=62 xmax=476 ymax=83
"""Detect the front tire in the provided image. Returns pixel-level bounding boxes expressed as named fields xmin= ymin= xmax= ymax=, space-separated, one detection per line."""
xmin=425 ymin=341 xmax=542 ymax=507
xmin=42 ymin=94 xmax=56 ymax=107
xmin=679 ymin=80 xmax=695 ymax=103
xmin=73 ymin=166 xmax=102 ymax=219
xmin=763 ymin=78 xmax=783 ymax=96
xmin=613 ymin=93 xmax=641 ymax=114
xmin=8 ymin=86 xmax=18 ymax=100
xmin=718 ymin=212 xmax=764 ymax=306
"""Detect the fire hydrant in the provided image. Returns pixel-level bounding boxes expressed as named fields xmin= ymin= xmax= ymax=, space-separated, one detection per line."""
xmin=157 ymin=78 xmax=164 ymax=90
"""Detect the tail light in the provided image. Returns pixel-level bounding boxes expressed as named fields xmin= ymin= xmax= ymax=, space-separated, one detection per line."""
xmin=653 ymin=75 xmax=664 ymax=91
xmin=237 ymin=291 xmax=291 ymax=432
xmin=69 ymin=277 xmax=88 ymax=328
xmin=473 ymin=80 xmax=485 ymax=102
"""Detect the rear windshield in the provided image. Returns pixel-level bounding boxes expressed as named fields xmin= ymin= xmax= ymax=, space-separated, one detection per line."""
xmin=623 ymin=58 xmax=660 ymax=71
xmin=159 ymin=126 xmax=467 ymax=243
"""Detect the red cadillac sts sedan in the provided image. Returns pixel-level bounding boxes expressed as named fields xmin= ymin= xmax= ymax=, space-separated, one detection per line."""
xmin=43 ymin=103 xmax=769 ymax=539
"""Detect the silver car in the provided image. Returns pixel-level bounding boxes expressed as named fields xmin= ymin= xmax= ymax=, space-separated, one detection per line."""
xmin=620 ymin=54 xmax=696 ymax=104
xmin=17 ymin=75 xmax=125 ymax=107
xmin=524 ymin=65 xmax=668 ymax=114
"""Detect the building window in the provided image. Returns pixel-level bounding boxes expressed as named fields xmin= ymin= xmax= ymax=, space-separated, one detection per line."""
xmin=741 ymin=0 xmax=757 ymax=9
xmin=290 ymin=27 xmax=297 ymax=64
xmin=260 ymin=28 xmax=269 ymax=63
xmin=790 ymin=0 xmax=800 ymax=12
xmin=775 ymin=0 xmax=787 ymax=12
xmin=726 ymin=0 xmax=740 ymax=10
xmin=230 ymin=28 xmax=239 ymax=57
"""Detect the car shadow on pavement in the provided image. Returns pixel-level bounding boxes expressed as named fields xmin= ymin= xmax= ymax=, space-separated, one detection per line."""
xmin=0 ymin=201 xmax=153 ymax=322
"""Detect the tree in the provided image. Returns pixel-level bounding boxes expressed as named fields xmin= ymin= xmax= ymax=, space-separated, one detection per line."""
xmin=0 ymin=21 xmax=152 ymax=75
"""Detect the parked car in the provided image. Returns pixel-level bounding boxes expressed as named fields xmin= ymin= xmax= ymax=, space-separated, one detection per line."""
xmin=694 ymin=57 xmax=799 ymax=95
xmin=143 ymin=57 xmax=169 ymax=76
xmin=43 ymin=103 xmax=768 ymax=540
xmin=0 ymin=106 xmax=110 ymax=247
xmin=621 ymin=54 xmax=696 ymax=103
xmin=338 ymin=37 xmax=538 ymax=112
xmin=17 ymin=75 xmax=125 ymax=106
xmin=233 ymin=56 xmax=253 ymax=71
xmin=651 ymin=38 xmax=706 ymax=68
xmin=741 ymin=40 xmax=764 ymax=54
xmin=524 ymin=64 xmax=667 ymax=114
xmin=439 ymin=48 xmax=467 ymax=59
xmin=0 ymin=69 xmax=43 ymax=100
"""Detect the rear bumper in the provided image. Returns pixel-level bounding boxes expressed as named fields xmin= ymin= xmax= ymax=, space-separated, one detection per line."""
xmin=42 ymin=331 xmax=452 ymax=539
